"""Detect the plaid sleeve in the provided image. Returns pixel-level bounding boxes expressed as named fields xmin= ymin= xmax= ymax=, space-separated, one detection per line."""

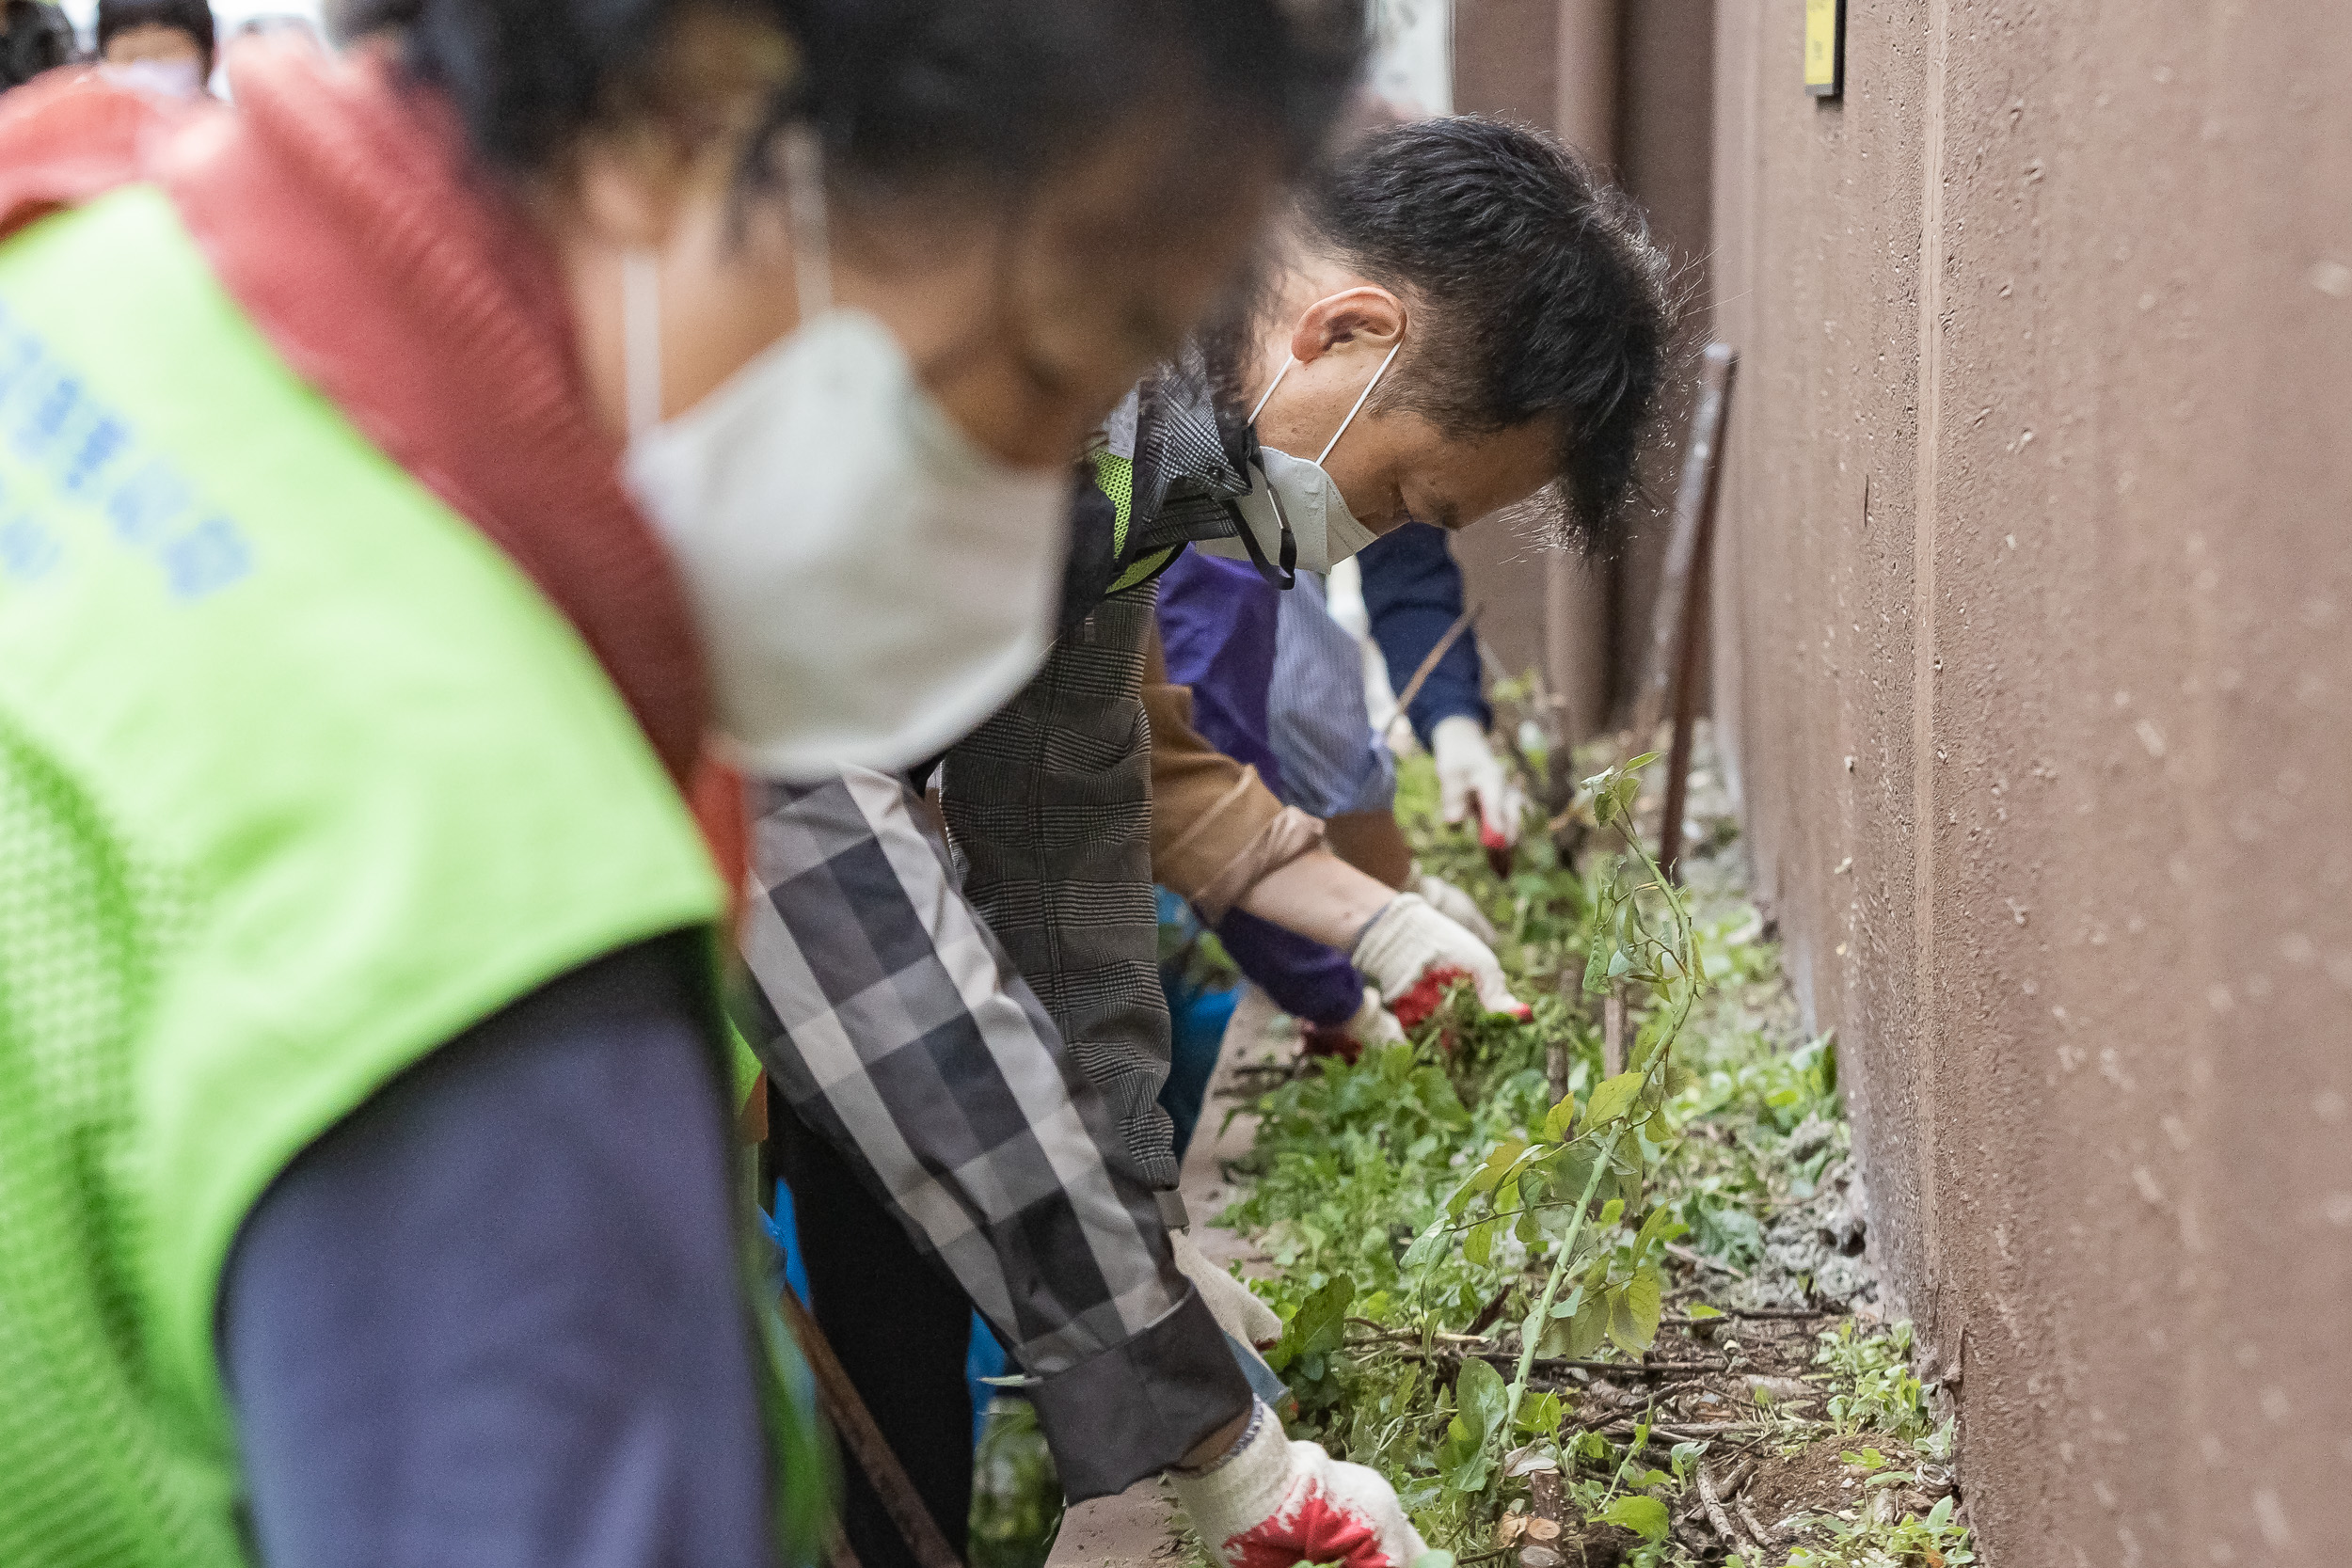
xmin=735 ymin=766 xmax=1183 ymax=1371
xmin=734 ymin=769 xmax=1251 ymax=1496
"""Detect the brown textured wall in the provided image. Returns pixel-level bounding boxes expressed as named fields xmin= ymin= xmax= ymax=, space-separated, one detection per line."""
xmin=1453 ymin=0 xmax=1570 ymax=695
xmin=1710 ymin=1 xmax=2352 ymax=1561
xmin=1611 ymin=0 xmax=1715 ymax=718
xmin=1455 ymin=0 xmax=1719 ymax=729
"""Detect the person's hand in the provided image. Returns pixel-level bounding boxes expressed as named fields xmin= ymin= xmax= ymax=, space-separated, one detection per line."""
xmin=1170 ymin=1228 xmax=1282 ymax=1349
xmin=1414 ymin=872 xmax=1497 ymax=944
xmin=1431 ymin=714 xmax=1525 ymax=847
xmin=1171 ymin=1402 xmax=1428 ymax=1568
xmin=1301 ymin=989 xmax=1408 ymax=1062
xmin=1351 ymin=894 xmax=1528 ymax=1019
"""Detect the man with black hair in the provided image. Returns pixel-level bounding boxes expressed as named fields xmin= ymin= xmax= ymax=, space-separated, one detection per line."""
xmin=743 ymin=112 xmax=1672 ymax=1568
xmin=97 ymin=0 xmax=218 ymax=97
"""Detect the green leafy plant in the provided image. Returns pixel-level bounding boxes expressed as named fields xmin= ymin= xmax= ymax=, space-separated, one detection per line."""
xmin=1785 ymin=1494 xmax=1975 ymax=1568
xmin=1405 ymin=755 xmax=1702 ymax=1499
xmin=969 ymin=1399 xmax=1063 ymax=1568
xmin=1815 ymin=1321 xmax=1937 ymax=1443
xmin=1215 ymin=734 xmax=1974 ymax=1567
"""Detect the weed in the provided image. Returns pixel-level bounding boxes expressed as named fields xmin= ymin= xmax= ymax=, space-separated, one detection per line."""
xmin=1212 ymin=744 xmax=1976 ymax=1566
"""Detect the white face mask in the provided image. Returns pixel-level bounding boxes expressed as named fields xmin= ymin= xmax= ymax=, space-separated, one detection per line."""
xmin=1201 ymin=338 xmax=1401 ymax=580
xmin=102 ymin=57 xmax=206 ymax=99
xmin=621 ymin=132 xmax=1069 ymax=780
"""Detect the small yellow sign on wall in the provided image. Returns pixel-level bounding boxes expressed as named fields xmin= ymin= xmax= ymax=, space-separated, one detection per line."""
xmin=1805 ymin=0 xmax=1844 ymax=98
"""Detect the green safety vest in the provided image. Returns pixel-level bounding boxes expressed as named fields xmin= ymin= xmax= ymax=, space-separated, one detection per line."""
xmin=1090 ymin=448 xmax=1178 ymax=596
xmin=0 ymin=188 xmax=822 ymax=1566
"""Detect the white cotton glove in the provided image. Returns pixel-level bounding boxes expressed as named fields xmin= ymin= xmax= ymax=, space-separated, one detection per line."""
xmin=1172 ymin=1402 xmax=1428 ymax=1568
xmin=1340 ymin=989 xmax=1408 ymax=1051
xmin=1415 ymin=872 xmax=1497 ymax=944
xmin=1170 ymin=1227 xmax=1282 ymax=1349
xmin=1431 ymin=713 xmax=1525 ymax=847
xmin=1352 ymin=894 xmax=1529 ymax=1019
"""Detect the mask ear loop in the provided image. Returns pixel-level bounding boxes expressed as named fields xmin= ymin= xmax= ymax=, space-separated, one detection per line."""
xmin=623 ymin=251 xmax=663 ymax=438
xmin=1316 ymin=336 xmax=1404 ymax=465
xmin=1226 ymin=480 xmax=1297 ymax=591
xmin=1238 ymin=361 xmax=1300 ymax=589
xmin=780 ymin=124 xmax=833 ymax=321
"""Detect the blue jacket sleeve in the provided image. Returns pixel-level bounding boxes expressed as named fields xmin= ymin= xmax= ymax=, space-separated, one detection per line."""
xmin=1358 ymin=523 xmax=1488 ymax=746
xmin=218 ymin=940 xmax=775 ymax=1568
xmin=1152 ymin=547 xmax=1286 ymax=789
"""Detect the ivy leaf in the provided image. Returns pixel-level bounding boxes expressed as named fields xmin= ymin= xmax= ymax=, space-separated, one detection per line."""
xmin=1405 ymin=1212 xmax=1453 ymax=1265
xmin=1269 ymin=1275 xmax=1353 ymax=1372
xmin=1596 ymin=1495 xmax=1669 ymax=1544
xmin=1455 ymin=1354 xmax=1510 ymax=1446
xmin=1632 ymin=1207 xmax=1688 ymax=1259
xmin=1566 ymin=1289 xmax=1610 ymax=1358
xmin=1437 ymin=1412 xmax=1488 ymax=1495
xmin=1608 ymin=1268 xmax=1663 ymax=1355
xmin=1464 ymin=1219 xmax=1494 ymax=1266
xmin=1581 ymin=921 xmax=1615 ymax=994
xmin=1541 ymin=1095 xmax=1579 ymax=1143
xmin=1468 ymin=1138 xmax=1527 ymax=1196
xmin=1581 ymin=1070 xmax=1645 ymax=1129
xmin=1516 ymin=1389 xmax=1564 ymax=1436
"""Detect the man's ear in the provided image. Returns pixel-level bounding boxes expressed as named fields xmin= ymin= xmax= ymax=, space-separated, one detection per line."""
xmin=1289 ymin=286 xmax=1407 ymax=364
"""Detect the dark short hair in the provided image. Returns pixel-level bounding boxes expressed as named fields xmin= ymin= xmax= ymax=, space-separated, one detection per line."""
xmin=344 ymin=0 xmax=1360 ymax=209
xmin=97 ymin=0 xmax=218 ymax=66
xmin=1301 ymin=117 xmax=1674 ymax=556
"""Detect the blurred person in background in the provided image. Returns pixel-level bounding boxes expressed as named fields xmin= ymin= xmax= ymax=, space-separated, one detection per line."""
xmin=0 ymin=1 xmax=1359 ymax=1564
xmin=232 ymin=12 xmax=319 ymax=45
xmin=0 ymin=0 xmax=72 ymax=90
xmin=97 ymin=0 xmax=217 ymax=96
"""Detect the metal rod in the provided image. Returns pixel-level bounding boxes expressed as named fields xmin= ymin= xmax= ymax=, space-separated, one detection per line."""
xmin=1648 ymin=347 xmax=1739 ymax=882
xmin=1629 ymin=345 xmax=1739 ymax=747
xmin=777 ymin=1286 xmax=966 ymax=1568
xmin=1390 ymin=603 xmax=1481 ymax=722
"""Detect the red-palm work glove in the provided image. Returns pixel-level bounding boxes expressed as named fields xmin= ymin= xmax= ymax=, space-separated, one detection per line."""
xmin=1170 ymin=1403 xmax=1428 ymax=1568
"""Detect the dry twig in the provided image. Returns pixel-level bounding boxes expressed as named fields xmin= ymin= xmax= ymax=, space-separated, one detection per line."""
xmin=1696 ymin=1463 xmax=1754 ymax=1553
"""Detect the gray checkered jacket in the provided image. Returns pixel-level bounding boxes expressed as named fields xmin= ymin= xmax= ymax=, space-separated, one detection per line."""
xmin=732 ymin=369 xmax=1261 ymax=1499
xmin=733 ymin=760 xmax=1249 ymax=1499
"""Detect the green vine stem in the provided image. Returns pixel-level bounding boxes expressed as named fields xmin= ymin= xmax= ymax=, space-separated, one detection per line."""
xmin=1500 ymin=1123 xmax=1625 ymax=1434
xmin=1492 ymin=761 xmax=1704 ymax=1454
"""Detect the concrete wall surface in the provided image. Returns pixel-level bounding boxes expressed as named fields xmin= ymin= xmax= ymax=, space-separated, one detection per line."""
xmin=1710 ymin=1 xmax=2352 ymax=1561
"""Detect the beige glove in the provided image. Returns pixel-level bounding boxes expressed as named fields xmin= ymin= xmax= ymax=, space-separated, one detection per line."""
xmin=1341 ymin=988 xmax=1408 ymax=1050
xmin=1170 ymin=1227 xmax=1282 ymax=1348
xmin=1432 ymin=714 xmax=1525 ymax=845
xmin=1352 ymin=893 xmax=1528 ymax=1018
xmin=1415 ymin=872 xmax=1498 ymax=944
xmin=1172 ymin=1402 xmax=1429 ymax=1568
